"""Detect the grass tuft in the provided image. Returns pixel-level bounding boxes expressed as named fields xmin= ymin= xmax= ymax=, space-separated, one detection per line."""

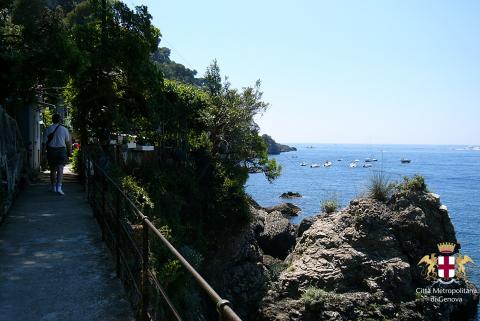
xmin=321 ymin=194 xmax=340 ymax=214
xmin=367 ymin=171 xmax=395 ymax=202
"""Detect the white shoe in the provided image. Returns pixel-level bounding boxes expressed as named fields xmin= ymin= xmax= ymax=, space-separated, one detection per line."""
xmin=56 ymin=185 xmax=64 ymax=196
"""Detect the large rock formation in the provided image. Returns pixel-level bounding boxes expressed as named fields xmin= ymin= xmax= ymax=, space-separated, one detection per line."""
xmin=258 ymin=190 xmax=479 ymax=321
xmin=253 ymin=206 xmax=297 ymax=260
xmin=205 ymin=223 xmax=268 ymax=320
xmin=262 ymin=134 xmax=297 ymax=155
xmin=265 ymin=203 xmax=301 ymax=217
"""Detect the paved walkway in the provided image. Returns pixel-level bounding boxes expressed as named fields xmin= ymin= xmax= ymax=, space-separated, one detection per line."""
xmin=0 ymin=171 xmax=134 ymax=321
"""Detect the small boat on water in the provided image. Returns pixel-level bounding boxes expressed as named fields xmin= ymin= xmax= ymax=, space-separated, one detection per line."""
xmin=300 ymin=161 xmax=308 ymax=166
xmin=401 ymin=158 xmax=411 ymax=164
xmin=365 ymin=158 xmax=372 ymax=162
xmin=354 ymin=159 xmax=360 ymax=162
xmin=310 ymin=163 xmax=321 ymax=168
xmin=372 ymin=158 xmax=378 ymax=162
xmin=349 ymin=162 xmax=357 ymax=168
xmin=363 ymin=163 xmax=373 ymax=168
xmin=323 ymin=161 xmax=332 ymax=167
xmin=337 ymin=159 xmax=343 ymax=161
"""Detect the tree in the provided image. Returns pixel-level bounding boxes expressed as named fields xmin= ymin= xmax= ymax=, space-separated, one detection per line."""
xmin=0 ymin=0 xmax=80 ymax=109
xmin=151 ymin=47 xmax=204 ymax=86
xmin=201 ymin=60 xmax=281 ymax=182
xmin=64 ymin=0 xmax=162 ymax=145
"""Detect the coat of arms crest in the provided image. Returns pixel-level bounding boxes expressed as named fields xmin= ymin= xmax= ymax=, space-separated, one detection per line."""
xmin=418 ymin=242 xmax=474 ymax=285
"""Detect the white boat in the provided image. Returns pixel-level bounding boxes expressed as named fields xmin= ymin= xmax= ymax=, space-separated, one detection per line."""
xmin=363 ymin=163 xmax=373 ymax=168
xmin=354 ymin=159 xmax=360 ymax=162
xmin=349 ymin=162 xmax=357 ymax=168
xmin=401 ymin=158 xmax=411 ymax=164
xmin=310 ymin=163 xmax=321 ymax=168
xmin=372 ymin=158 xmax=378 ymax=162
xmin=300 ymin=162 xmax=308 ymax=166
xmin=323 ymin=161 xmax=332 ymax=167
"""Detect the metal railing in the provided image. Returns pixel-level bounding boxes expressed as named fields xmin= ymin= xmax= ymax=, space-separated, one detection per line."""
xmin=82 ymin=152 xmax=242 ymax=321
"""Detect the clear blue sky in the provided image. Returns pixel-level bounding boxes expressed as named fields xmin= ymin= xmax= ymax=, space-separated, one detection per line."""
xmin=130 ymin=0 xmax=479 ymax=145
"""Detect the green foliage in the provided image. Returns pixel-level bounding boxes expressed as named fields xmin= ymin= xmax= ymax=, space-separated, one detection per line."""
xmin=64 ymin=0 xmax=162 ymax=144
xmin=121 ymin=175 xmax=154 ymax=213
xmin=367 ymin=171 xmax=395 ymax=202
xmin=398 ymin=174 xmax=428 ymax=193
xmin=152 ymin=47 xmax=204 ymax=86
xmin=0 ymin=0 xmax=81 ymax=108
xmin=157 ymin=259 xmax=182 ymax=287
xmin=321 ymin=196 xmax=339 ymax=214
xmin=267 ymin=262 xmax=287 ymax=282
xmin=301 ymin=287 xmax=331 ymax=307
xmin=200 ymin=60 xmax=281 ymax=182
xmin=41 ymin=107 xmax=54 ymax=127
xmin=70 ymin=148 xmax=82 ymax=174
xmin=130 ymin=62 xmax=281 ymax=248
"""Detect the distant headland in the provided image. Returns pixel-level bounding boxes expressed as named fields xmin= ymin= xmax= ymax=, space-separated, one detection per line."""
xmin=262 ymin=134 xmax=297 ymax=155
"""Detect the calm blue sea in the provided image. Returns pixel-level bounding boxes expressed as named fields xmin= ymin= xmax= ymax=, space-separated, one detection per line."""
xmin=246 ymin=144 xmax=480 ymax=317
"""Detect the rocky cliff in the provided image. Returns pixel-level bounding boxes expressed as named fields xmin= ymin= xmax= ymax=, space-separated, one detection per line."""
xmin=262 ymin=134 xmax=297 ymax=155
xmin=258 ymin=190 xmax=479 ymax=321
xmin=208 ymin=186 xmax=479 ymax=320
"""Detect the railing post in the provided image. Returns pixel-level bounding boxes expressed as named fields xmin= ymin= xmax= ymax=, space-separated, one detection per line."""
xmin=91 ymin=162 xmax=96 ymax=216
xmin=142 ymin=218 xmax=149 ymax=321
xmin=87 ymin=159 xmax=92 ymax=202
xmin=101 ymin=173 xmax=106 ymax=241
xmin=115 ymin=192 xmax=121 ymax=276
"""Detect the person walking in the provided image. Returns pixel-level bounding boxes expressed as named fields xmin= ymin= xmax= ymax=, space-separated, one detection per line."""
xmin=43 ymin=114 xmax=71 ymax=195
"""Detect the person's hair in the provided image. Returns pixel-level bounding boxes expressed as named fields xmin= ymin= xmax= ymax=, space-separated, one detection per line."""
xmin=52 ymin=114 xmax=61 ymax=124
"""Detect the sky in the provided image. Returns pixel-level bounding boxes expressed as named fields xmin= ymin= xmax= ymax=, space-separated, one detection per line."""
xmin=129 ymin=0 xmax=480 ymax=145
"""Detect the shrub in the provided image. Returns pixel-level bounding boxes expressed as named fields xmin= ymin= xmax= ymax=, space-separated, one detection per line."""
xmin=157 ymin=259 xmax=183 ymax=287
xmin=321 ymin=197 xmax=339 ymax=214
xmin=267 ymin=262 xmax=287 ymax=282
xmin=121 ymin=175 xmax=154 ymax=213
xmin=398 ymin=174 xmax=428 ymax=193
xmin=301 ymin=287 xmax=330 ymax=307
xmin=367 ymin=171 xmax=395 ymax=202
xmin=70 ymin=149 xmax=82 ymax=174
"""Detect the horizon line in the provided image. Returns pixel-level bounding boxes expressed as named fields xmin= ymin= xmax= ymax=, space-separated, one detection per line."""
xmin=278 ymin=142 xmax=480 ymax=146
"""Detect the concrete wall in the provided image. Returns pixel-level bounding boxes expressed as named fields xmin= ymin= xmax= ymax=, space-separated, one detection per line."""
xmin=14 ymin=104 xmax=41 ymax=171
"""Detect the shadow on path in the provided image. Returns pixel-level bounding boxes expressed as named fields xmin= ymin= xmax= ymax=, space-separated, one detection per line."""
xmin=0 ymin=171 xmax=134 ymax=321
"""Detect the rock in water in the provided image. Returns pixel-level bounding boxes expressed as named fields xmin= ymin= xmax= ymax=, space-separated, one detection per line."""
xmin=281 ymin=192 xmax=303 ymax=199
xmin=265 ymin=203 xmax=301 ymax=217
xmin=258 ymin=190 xmax=479 ymax=321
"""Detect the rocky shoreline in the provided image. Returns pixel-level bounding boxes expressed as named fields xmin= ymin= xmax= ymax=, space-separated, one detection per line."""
xmin=209 ymin=187 xmax=479 ymax=320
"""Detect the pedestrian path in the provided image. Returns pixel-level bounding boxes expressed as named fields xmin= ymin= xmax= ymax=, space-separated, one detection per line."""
xmin=0 ymin=171 xmax=134 ymax=321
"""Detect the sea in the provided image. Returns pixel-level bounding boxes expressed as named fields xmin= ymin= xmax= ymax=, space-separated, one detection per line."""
xmin=246 ymin=144 xmax=480 ymax=319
